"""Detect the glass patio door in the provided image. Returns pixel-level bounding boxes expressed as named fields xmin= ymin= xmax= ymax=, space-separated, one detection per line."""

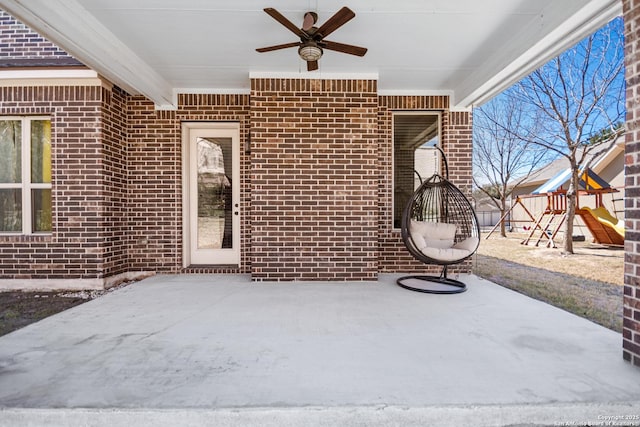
xmin=183 ymin=123 xmax=240 ymax=266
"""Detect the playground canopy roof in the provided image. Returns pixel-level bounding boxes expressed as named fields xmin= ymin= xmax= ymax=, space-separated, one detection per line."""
xmin=513 ymin=139 xmax=624 ymax=193
xmin=532 ymin=167 xmax=612 ymax=194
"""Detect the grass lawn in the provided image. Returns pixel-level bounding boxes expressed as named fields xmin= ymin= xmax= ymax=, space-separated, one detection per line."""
xmin=474 ymin=232 xmax=624 ymax=332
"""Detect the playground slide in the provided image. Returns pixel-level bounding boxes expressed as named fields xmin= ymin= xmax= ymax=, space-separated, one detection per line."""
xmin=582 ymin=206 xmax=625 ymax=238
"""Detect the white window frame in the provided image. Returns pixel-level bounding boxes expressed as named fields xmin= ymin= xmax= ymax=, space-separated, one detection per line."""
xmin=0 ymin=116 xmax=52 ymax=235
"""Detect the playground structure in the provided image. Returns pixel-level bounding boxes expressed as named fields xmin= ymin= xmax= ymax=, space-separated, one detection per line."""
xmin=486 ymin=167 xmax=624 ymax=248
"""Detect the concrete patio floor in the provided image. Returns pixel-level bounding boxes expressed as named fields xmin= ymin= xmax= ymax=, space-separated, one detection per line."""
xmin=0 ymin=274 xmax=639 ymax=426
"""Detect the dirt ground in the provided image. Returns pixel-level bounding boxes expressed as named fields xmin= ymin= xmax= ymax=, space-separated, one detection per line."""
xmin=478 ymin=232 xmax=624 ymax=286
xmin=0 ymin=291 xmax=87 ymax=336
xmin=0 ymin=285 xmax=131 ymax=337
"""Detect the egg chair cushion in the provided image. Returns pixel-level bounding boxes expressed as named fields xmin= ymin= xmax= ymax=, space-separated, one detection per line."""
xmin=409 ymin=220 xmax=457 ymax=250
xmin=419 ymin=246 xmax=472 ymax=263
xmin=452 ymin=236 xmax=480 ymax=252
xmin=419 ymin=236 xmax=479 ymax=262
xmin=409 ymin=221 xmax=479 ymax=263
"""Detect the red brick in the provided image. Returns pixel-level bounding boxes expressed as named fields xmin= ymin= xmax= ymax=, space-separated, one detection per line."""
xmin=624 ymin=0 xmax=640 ymax=365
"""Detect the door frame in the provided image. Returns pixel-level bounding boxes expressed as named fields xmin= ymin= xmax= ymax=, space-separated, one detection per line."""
xmin=181 ymin=121 xmax=241 ymax=267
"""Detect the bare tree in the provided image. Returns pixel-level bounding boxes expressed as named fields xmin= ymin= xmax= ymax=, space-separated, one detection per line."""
xmin=473 ymin=92 xmax=550 ymax=237
xmin=508 ymin=17 xmax=624 ymax=254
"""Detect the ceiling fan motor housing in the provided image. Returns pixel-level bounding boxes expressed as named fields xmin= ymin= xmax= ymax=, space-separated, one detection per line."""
xmin=303 ymin=11 xmax=318 ymax=30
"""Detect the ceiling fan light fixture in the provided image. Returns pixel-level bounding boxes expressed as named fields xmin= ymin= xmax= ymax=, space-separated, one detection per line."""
xmin=298 ymin=44 xmax=323 ymax=61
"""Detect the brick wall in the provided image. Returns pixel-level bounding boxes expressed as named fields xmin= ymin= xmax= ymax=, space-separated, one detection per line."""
xmin=126 ymin=97 xmax=181 ymax=273
xmin=445 ymin=111 xmax=474 ymax=195
xmin=623 ymin=0 xmax=640 ymax=367
xmin=0 ymin=10 xmax=75 ymax=62
xmin=123 ymin=89 xmax=473 ymax=281
xmin=127 ymin=94 xmax=251 ymax=274
xmin=0 ymin=85 xmax=106 ymax=279
xmin=97 ymin=89 xmax=475 ymax=282
xmin=0 ymin=83 xmax=474 ymax=284
xmin=101 ymin=86 xmax=129 ymax=277
xmin=250 ymin=78 xmax=379 ymax=281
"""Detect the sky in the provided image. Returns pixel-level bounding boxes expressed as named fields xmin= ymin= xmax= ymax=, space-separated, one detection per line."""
xmin=472 ymin=16 xmax=625 ymax=187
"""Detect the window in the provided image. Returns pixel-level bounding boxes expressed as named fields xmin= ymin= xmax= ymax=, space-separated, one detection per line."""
xmin=393 ymin=113 xmax=440 ymax=228
xmin=0 ymin=117 xmax=52 ymax=234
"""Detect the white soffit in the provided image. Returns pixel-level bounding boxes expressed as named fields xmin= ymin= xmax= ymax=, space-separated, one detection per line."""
xmin=0 ymin=0 xmax=175 ymax=108
xmin=0 ymin=0 xmax=623 ymax=109
xmin=455 ymin=0 xmax=622 ymax=107
xmin=0 ymin=69 xmax=110 ymax=88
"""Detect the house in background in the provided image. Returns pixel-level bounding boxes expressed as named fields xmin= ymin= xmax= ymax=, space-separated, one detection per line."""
xmin=0 ymin=0 xmax=639 ymax=366
xmin=509 ymin=140 xmax=624 ymax=239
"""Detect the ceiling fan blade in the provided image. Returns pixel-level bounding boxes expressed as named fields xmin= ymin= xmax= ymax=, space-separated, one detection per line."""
xmin=307 ymin=60 xmax=319 ymax=71
xmin=322 ymin=40 xmax=367 ymax=57
xmin=264 ymin=8 xmax=310 ymax=40
xmin=256 ymin=42 xmax=301 ymax=53
xmin=316 ymin=7 xmax=355 ymax=38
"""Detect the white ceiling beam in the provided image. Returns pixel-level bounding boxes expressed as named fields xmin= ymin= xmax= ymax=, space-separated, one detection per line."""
xmin=0 ymin=0 xmax=176 ymax=109
xmin=454 ymin=0 xmax=622 ymax=109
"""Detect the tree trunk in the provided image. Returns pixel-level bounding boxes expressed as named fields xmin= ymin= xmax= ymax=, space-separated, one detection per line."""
xmin=500 ymin=198 xmax=507 ymax=237
xmin=563 ymin=168 xmax=579 ymax=254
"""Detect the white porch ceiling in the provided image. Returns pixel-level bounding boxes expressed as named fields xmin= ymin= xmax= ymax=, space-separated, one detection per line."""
xmin=0 ymin=0 xmax=621 ymax=109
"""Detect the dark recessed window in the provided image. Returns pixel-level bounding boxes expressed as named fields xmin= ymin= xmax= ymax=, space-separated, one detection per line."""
xmin=393 ymin=113 xmax=440 ymax=228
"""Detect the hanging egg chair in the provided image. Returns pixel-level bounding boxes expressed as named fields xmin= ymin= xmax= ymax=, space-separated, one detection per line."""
xmin=397 ymin=145 xmax=480 ymax=294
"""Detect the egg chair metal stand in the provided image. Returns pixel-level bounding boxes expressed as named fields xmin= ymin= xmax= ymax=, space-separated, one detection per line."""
xmin=396 ymin=145 xmax=480 ymax=294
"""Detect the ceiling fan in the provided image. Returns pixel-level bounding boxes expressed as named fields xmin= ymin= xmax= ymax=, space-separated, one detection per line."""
xmin=256 ymin=7 xmax=367 ymax=71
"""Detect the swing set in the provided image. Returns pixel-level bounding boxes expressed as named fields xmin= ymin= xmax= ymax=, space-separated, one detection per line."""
xmin=486 ymin=167 xmax=623 ymax=248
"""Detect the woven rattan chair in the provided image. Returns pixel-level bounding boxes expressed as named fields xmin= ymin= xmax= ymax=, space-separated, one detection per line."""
xmin=397 ymin=146 xmax=480 ymax=294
